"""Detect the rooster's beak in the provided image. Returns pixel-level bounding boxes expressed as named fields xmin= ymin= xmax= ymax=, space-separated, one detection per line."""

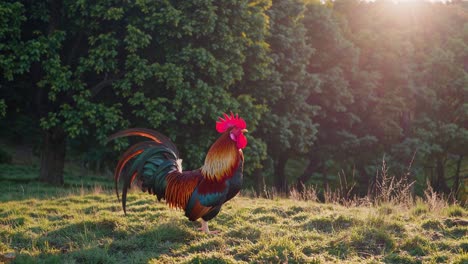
xmin=241 ymin=129 xmax=248 ymax=133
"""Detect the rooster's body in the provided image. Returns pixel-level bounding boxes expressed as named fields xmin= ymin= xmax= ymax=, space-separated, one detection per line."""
xmin=109 ymin=113 xmax=248 ymax=233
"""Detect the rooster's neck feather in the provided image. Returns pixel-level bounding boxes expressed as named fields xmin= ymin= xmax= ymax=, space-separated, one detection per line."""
xmin=201 ymin=132 xmax=240 ymax=181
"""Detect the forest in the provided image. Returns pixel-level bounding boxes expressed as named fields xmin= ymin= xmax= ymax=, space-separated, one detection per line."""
xmin=1 ymin=0 xmax=467 ymax=202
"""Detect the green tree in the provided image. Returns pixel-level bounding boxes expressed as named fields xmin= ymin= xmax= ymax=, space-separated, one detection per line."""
xmin=257 ymin=0 xmax=318 ymax=193
xmin=411 ymin=32 xmax=468 ymax=193
xmin=0 ymin=0 xmax=271 ymax=184
xmin=298 ymin=1 xmax=380 ymax=193
xmin=333 ymin=0 xmax=468 ymax=195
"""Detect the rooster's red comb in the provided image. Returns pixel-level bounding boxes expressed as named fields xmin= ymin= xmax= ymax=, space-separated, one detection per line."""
xmin=216 ymin=112 xmax=246 ymax=133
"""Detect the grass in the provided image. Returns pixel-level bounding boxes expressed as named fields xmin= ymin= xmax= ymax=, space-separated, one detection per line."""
xmin=0 ymin=166 xmax=467 ymax=263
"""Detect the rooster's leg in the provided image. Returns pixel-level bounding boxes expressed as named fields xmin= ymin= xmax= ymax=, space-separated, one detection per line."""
xmin=198 ymin=220 xmax=220 ymax=234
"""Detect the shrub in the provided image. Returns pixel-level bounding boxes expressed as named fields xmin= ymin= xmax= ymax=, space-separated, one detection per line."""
xmin=0 ymin=148 xmax=12 ymax=164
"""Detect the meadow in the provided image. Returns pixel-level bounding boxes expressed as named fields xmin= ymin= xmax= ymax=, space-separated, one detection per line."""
xmin=0 ymin=164 xmax=467 ymax=264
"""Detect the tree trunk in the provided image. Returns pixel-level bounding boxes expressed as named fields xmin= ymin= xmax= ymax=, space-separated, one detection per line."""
xmin=322 ymin=168 xmax=328 ymax=191
xmin=357 ymin=165 xmax=371 ymax=197
xmin=453 ymin=155 xmax=463 ymax=195
xmin=252 ymin=168 xmax=266 ymax=197
xmin=274 ymin=153 xmax=288 ymax=194
xmin=434 ymin=157 xmax=449 ymax=194
xmin=39 ymin=127 xmax=66 ymax=185
xmin=296 ymin=155 xmax=321 ymax=192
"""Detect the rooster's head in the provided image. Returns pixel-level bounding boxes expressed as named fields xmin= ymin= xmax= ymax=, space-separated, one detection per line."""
xmin=216 ymin=112 xmax=248 ymax=149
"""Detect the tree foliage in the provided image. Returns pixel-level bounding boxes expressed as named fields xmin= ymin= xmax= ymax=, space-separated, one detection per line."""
xmin=1 ymin=0 xmax=466 ymax=198
xmin=1 ymin=0 xmax=271 ymax=184
xmin=258 ymin=0 xmax=318 ymax=192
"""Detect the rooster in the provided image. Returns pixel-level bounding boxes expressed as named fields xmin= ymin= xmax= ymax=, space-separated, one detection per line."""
xmin=108 ymin=113 xmax=248 ymax=234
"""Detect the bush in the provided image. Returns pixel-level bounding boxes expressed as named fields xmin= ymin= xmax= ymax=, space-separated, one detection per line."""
xmin=0 ymin=148 xmax=12 ymax=164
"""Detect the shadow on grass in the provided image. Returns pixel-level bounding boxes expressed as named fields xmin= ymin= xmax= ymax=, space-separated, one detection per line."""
xmin=0 ymin=179 xmax=115 ymax=202
xmin=0 ymin=177 xmax=38 ymax=183
xmin=302 ymin=215 xmax=357 ymax=233
xmin=10 ymin=220 xmax=195 ymax=263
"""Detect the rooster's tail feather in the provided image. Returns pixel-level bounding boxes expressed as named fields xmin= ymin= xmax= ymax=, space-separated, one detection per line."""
xmin=108 ymin=128 xmax=181 ymax=215
xmin=107 ymin=128 xmax=179 ymax=156
xmin=113 ymin=141 xmax=157 ymax=202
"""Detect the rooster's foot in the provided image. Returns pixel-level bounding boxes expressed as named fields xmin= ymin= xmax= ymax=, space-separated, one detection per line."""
xmin=198 ymin=220 xmax=220 ymax=234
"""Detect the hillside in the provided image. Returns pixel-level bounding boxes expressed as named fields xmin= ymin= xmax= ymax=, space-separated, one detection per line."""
xmin=0 ymin=175 xmax=467 ymax=264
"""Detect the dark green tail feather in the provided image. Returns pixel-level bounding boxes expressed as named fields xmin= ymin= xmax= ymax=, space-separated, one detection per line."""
xmin=113 ymin=141 xmax=158 ymax=203
xmin=120 ymin=146 xmax=180 ymax=214
xmin=108 ymin=128 xmax=181 ymax=215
